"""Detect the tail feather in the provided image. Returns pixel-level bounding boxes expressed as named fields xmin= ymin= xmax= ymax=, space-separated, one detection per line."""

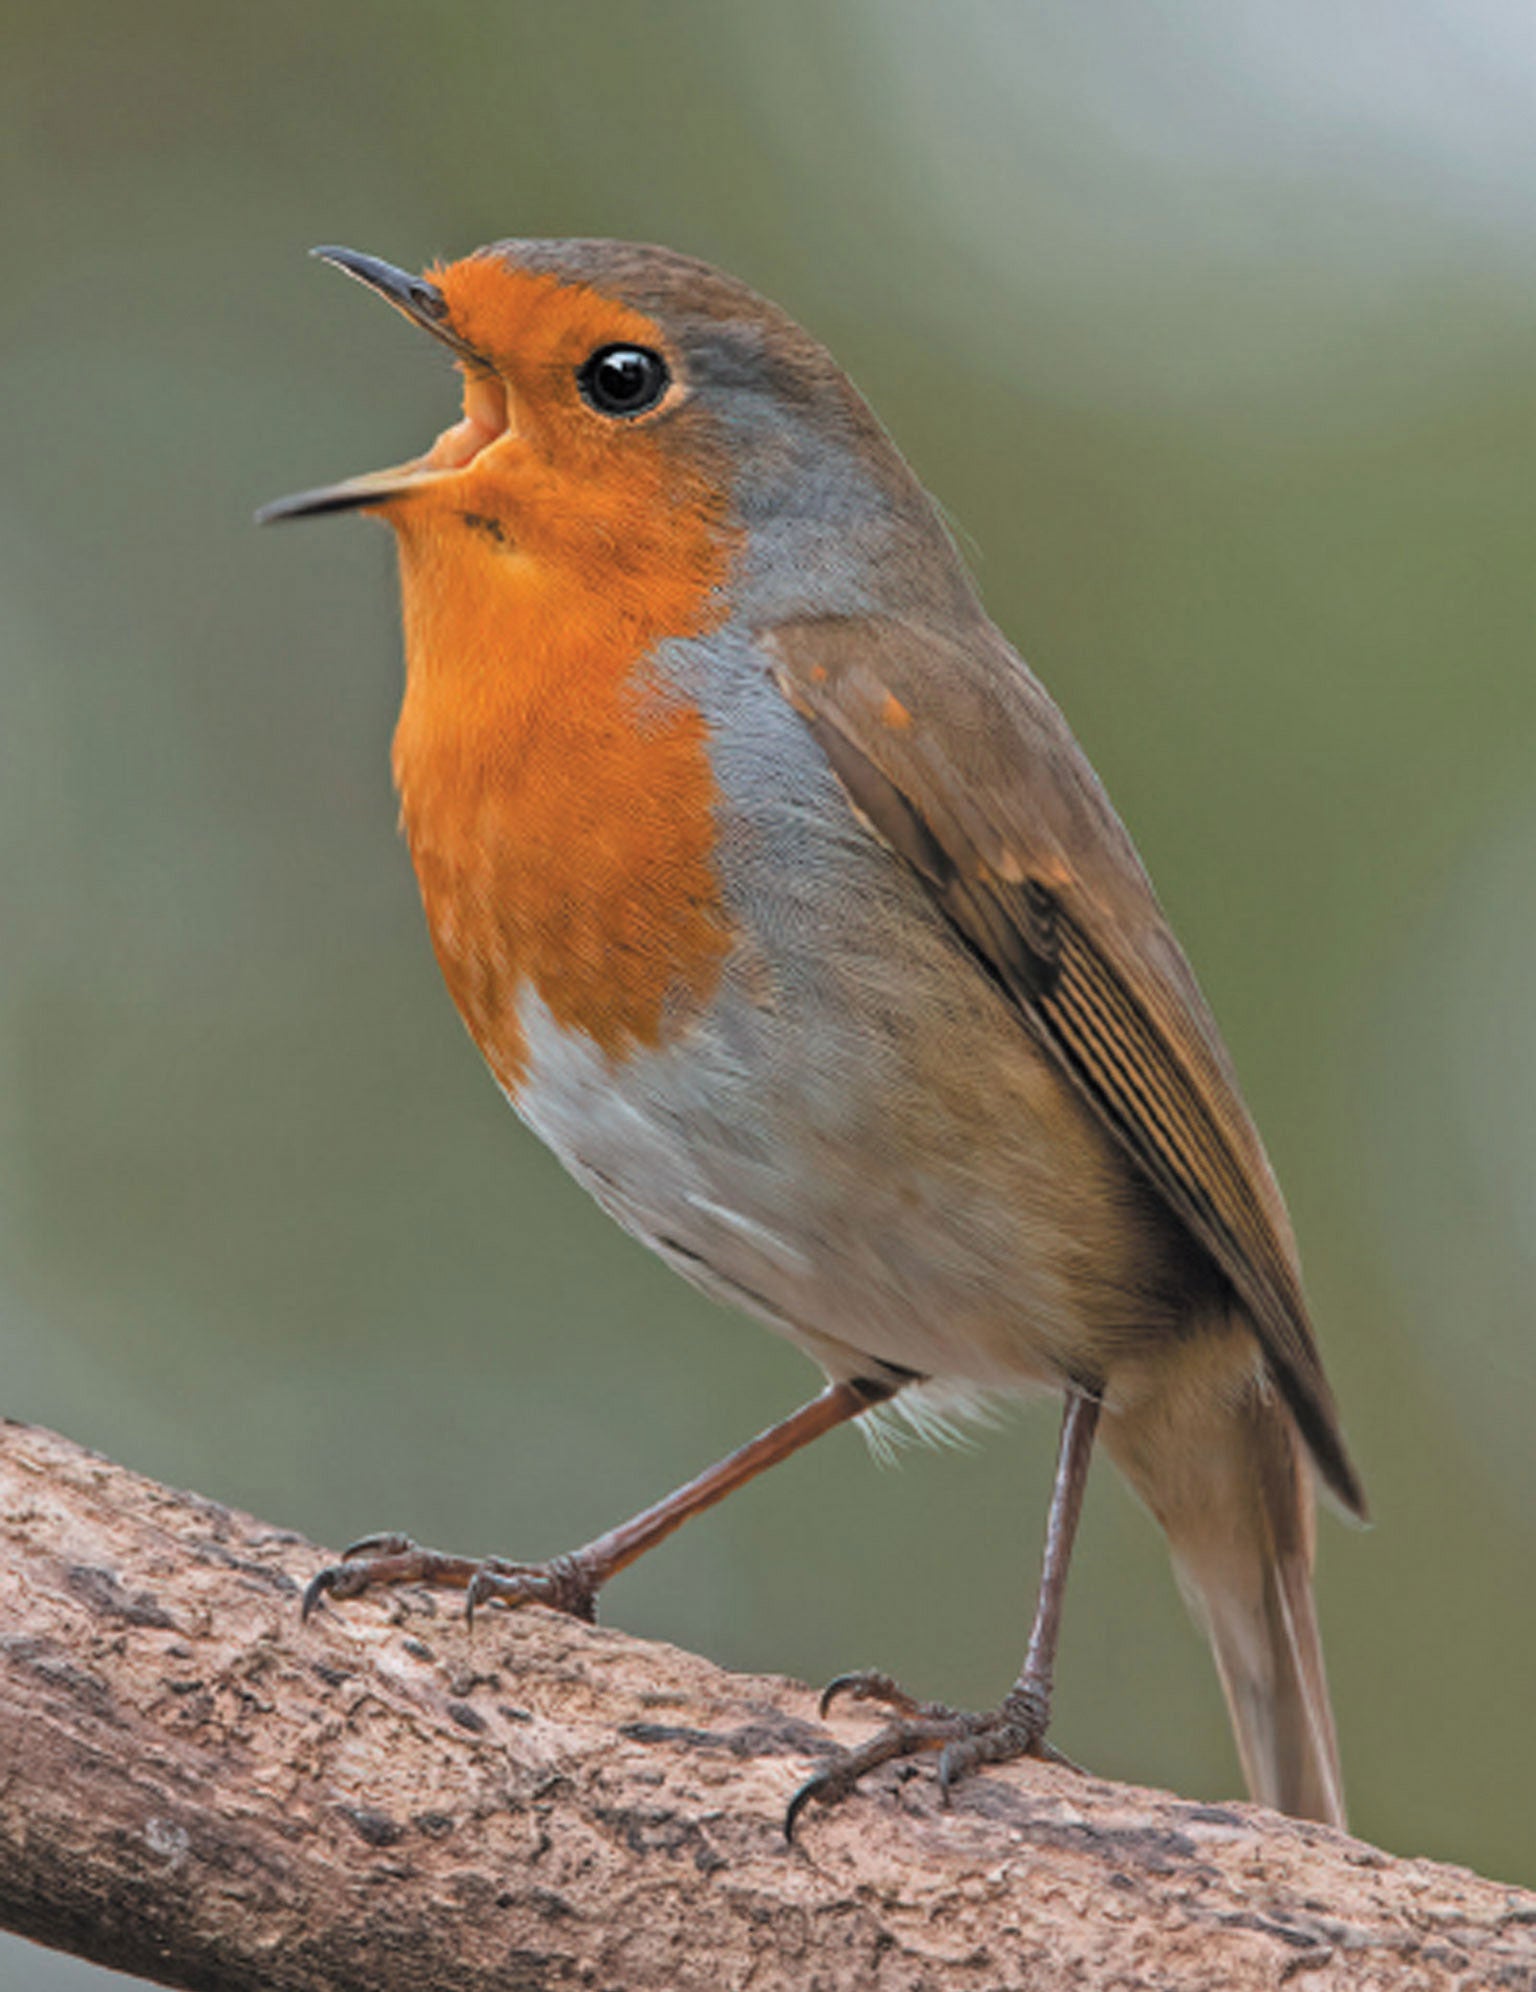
xmin=1190 ymin=1409 xmax=1344 ymax=1825
xmin=1102 ymin=1320 xmax=1346 ymax=1828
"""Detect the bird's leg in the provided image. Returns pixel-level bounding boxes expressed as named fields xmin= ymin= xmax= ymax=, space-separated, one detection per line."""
xmin=788 ymin=1388 xmax=1101 ymax=1838
xmin=302 ymin=1377 xmax=892 ymax=1625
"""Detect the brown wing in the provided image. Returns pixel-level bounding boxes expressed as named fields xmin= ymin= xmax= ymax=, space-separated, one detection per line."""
xmin=767 ymin=614 xmax=1365 ymax=1517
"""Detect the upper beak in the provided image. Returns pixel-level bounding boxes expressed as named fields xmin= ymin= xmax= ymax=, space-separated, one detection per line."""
xmin=257 ymin=246 xmax=491 ymax=525
xmin=307 ymin=247 xmax=485 ymax=365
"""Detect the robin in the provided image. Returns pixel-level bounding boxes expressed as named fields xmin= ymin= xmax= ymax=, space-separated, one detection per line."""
xmin=261 ymin=240 xmax=1365 ymax=1834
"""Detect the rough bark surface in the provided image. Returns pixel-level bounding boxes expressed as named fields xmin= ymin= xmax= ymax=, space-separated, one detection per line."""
xmin=1 ymin=1419 xmax=1531 ymax=1992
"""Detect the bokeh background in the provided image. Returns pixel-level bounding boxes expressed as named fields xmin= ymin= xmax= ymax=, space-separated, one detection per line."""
xmin=5 ymin=2 xmax=1534 ymax=1981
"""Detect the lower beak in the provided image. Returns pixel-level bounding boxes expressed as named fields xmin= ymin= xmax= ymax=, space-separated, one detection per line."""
xmin=255 ymin=459 xmax=443 ymax=524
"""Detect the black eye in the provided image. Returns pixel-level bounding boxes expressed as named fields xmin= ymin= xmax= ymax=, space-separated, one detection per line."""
xmin=577 ymin=344 xmax=670 ymax=417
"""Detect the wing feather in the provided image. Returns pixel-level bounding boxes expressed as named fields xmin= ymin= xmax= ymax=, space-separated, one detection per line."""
xmin=768 ymin=615 xmax=1364 ymax=1516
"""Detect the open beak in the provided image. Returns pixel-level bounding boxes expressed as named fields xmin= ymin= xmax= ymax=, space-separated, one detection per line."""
xmin=257 ymin=246 xmax=509 ymax=525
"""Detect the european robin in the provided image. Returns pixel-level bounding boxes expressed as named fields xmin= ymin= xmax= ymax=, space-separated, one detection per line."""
xmin=261 ymin=240 xmax=1365 ymax=1833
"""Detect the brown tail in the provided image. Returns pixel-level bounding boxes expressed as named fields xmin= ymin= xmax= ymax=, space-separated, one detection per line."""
xmin=1101 ymin=1319 xmax=1346 ymax=1828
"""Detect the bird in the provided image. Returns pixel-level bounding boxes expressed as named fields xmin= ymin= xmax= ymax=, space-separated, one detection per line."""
xmin=260 ymin=238 xmax=1365 ymax=1835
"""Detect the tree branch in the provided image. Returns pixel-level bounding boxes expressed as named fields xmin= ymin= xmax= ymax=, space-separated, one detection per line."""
xmin=1 ymin=1418 xmax=1530 ymax=1991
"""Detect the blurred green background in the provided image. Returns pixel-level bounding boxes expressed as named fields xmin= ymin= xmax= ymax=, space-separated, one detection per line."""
xmin=4 ymin=2 xmax=1533 ymax=1981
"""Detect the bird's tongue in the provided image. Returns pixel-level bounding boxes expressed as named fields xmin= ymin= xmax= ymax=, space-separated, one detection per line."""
xmin=425 ymin=369 xmax=512 ymax=471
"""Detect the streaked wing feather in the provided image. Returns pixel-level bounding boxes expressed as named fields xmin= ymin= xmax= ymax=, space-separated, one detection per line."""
xmin=768 ymin=616 xmax=1364 ymax=1517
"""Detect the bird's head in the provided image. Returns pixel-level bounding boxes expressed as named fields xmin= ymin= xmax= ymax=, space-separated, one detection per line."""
xmin=259 ymin=240 xmax=963 ymax=624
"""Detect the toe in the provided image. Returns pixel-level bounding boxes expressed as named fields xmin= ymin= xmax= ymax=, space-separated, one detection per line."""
xmin=339 ymin=1531 xmax=416 ymax=1561
xmin=300 ymin=1564 xmax=342 ymax=1621
xmin=818 ymin=1669 xmax=922 ymax=1719
xmin=787 ymin=1715 xmax=963 ymax=1839
xmin=464 ymin=1554 xmax=597 ymax=1625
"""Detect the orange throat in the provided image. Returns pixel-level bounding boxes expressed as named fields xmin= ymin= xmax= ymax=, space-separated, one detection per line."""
xmin=387 ymin=441 xmax=735 ymax=1094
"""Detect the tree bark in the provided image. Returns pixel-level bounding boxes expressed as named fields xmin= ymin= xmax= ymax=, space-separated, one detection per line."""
xmin=0 ymin=1419 xmax=1530 ymax=1992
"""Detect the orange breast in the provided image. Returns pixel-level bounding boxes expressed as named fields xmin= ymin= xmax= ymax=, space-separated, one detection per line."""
xmin=388 ymin=420 xmax=735 ymax=1094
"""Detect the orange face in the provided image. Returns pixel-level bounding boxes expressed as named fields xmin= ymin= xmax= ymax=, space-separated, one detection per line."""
xmin=302 ymin=251 xmax=724 ymax=606
xmin=276 ymin=249 xmax=739 ymax=1091
xmin=422 ymin=255 xmax=682 ymax=469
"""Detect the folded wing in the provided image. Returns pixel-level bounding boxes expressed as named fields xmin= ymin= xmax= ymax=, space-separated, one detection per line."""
xmin=767 ymin=614 xmax=1364 ymax=1517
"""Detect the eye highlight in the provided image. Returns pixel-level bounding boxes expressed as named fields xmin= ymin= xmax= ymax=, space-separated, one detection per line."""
xmin=577 ymin=344 xmax=670 ymax=418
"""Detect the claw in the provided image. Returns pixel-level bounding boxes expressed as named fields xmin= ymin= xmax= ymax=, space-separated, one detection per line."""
xmin=300 ymin=1535 xmax=597 ymax=1630
xmin=300 ymin=1552 xmax=406 ymax=1621
xmin=464 ymin=1561 xmax=529 ymax=1625
xmin=300 ymin=1565 xmax=339 ymax=1622
xmin=785 ymin=1767 xmax=835 ymax=1842
xmin=304 ymin=1534 xmax=443 ymax=1620
xmin=339 ymin=1531 xmax=415 ymax=1561
xmin=787 ymin=1709 xmax=961 ymax=1841
xmin=786 ymin=1745 xmax=887 ymax=1840
xmin=936 ymin=1737 xmax=968 ymax=1801
xmin=463 ymin=1568 xmax=492 ymax=1626
xmin=817 ymin=1668 xmax=920 ymax=1719
xmin=790 ymin=1665 xmax=1083 ymax=1836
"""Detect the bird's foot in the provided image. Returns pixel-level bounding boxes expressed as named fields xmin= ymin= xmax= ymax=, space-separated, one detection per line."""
xmin=786 ymin=1670 xmax=1077 ymax=1840
xmin=301 ymin=1533 xmax=598 ymax=1625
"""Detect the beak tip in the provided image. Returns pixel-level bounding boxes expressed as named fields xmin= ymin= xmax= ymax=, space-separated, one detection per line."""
xmin=302 ymin=244 xmax=464 ymax=348
xmin=255 ymin=465 xmax=430 ymax=524
xmin=254 ymin=486 xmax=361 ymax=526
